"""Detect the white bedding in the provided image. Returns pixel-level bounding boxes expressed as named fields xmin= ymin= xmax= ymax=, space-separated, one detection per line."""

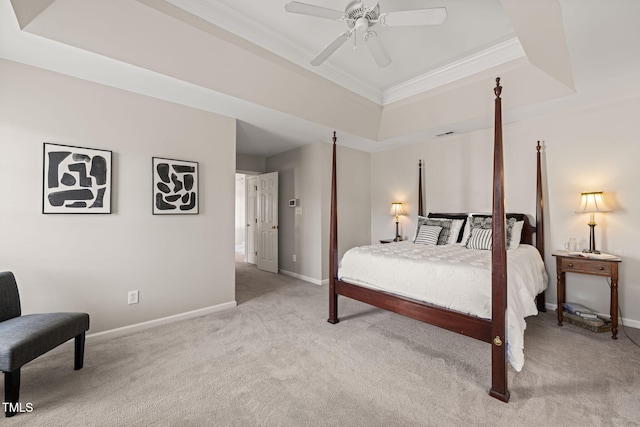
xmin=338 ymin=241 xmax=548 ymax=371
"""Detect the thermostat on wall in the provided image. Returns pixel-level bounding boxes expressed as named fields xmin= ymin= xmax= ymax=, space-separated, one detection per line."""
xmin=289 ymin=199 xmax=298 ymax=207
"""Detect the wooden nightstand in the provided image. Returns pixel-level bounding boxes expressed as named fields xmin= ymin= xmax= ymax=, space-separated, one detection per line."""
xmin=553 ymin=250 xmax=622 ymax=339
xmin=379 ymin=239 xmax=397 ymax=244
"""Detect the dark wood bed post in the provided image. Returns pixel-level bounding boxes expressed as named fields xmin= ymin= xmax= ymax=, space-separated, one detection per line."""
xmin=489 ymin=77 xmax=510 ymax=402
xmin=535 ymin=141 xmax=547 ymax=312
xmin=328 ymin=131 xmax=339 ymax=324
xmin=418 ymin=160 xmax=424 ymax=217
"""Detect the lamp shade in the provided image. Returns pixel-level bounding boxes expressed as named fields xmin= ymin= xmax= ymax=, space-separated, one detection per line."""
xmin=575 ymin=192 xmax=612 ymax=213
xmin=390 ymin=202 xmax=405 ymax=216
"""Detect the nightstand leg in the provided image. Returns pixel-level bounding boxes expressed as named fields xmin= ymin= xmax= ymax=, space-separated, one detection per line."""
xmin=611 ymin=265 xmax=619 ymax=340
xmin=556 ymin=271 xmax=565 ymax=326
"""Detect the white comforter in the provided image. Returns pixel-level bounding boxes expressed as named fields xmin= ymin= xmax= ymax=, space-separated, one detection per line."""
xmin=338 ymin=241 xmax=548 ymax=371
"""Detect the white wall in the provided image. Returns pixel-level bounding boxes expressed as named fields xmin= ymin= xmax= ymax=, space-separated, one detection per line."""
xmin=266 ymin=143 xmax=323 ymax=282
xmin=236 ymin=154 xmax=266 ymax=174
xmin=0 ymin=59 xmax=237 ymax=334
xmin=265 ymin=141 xmax=371 ymax=283
xmin=371 ymin=95 xmax=640 ymax=326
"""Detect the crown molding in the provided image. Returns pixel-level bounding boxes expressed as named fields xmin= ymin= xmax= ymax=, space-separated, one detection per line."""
xmin=164 ymin=1 xmax=524 ymax=106
xmin=381 ymin=38 xmax=526 ymax=105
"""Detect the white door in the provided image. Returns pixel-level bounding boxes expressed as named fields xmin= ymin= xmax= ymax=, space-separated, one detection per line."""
xmin=257 ymin=172 xmax=278 ymax=273
xmin=245 ymin=176 xmax=258 ymax=265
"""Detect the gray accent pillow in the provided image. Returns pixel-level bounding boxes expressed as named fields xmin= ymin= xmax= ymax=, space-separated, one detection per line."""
xmin=417 ymin=216 xmax=452 ymax=245
xmin=466 ymin=227 xmax=493 ymax=250
xmin=414 ymin=225 xmax=442 ymax=246
xmin=467 ymin=216 xmax=517 ymax=247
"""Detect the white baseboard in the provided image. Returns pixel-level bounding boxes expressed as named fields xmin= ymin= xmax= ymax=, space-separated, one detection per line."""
xmin=87 ymin=301 xmax=237 ymax=343
xmin=46 ymin=301 xmax=237 ymax=354
xmin=545 ymin=303 xmax=640 ymax=329
xmin=279 ymin=269 xmax=322 ymax=285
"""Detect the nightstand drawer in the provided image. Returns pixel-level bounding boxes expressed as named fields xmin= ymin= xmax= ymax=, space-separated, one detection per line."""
xmin=559 ymin=257 xmax=611 ymax=275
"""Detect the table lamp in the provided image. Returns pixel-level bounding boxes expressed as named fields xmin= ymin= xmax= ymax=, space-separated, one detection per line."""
xmin=575 ymin=191 xmax=611 ymax=253
xmin=389 ymin=202 xmax=405 ymax=242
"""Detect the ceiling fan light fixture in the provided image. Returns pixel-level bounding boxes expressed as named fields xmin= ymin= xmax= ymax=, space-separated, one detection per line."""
xmin=354 ymin=16 xmax=369 ymax=32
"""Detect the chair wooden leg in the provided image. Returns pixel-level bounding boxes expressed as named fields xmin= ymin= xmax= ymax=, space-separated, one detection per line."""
xmin=74 ymin=332 xmax=86 ymax=370
xmin=4 ymin=369 xmax=20 ymax=417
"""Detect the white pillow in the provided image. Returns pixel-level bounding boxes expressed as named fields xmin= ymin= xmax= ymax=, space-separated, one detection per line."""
xmin=414 ymin=225 xmax=442 ymax=246
xmin=509 ymin=221 xmax=524 ymax=249
xmin=457 ymin=215 xmax=473 ymax=245
xmin=447 ymin=219 xmax=465 ymax=244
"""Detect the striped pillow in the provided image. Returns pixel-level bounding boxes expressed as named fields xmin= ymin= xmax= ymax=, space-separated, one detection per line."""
xmin=466 ymin=216 xmax=517 ymax=247
xmin=414 ymin=225 xmax=443 ymax=246
xmin=466 ymin=227 xmax=493 ymax=250
xmin=417 ymin=216 xmax=452 ymax=245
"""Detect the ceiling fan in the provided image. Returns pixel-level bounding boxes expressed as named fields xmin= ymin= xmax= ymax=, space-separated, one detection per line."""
xmin=284 ymin=1 xmax=447 ymax=67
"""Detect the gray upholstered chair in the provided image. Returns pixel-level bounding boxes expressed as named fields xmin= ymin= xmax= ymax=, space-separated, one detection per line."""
xmin=0 ymin=271 xmax=89 ymax=417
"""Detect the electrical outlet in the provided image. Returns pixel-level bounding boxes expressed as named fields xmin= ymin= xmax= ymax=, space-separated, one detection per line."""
xmin=128 ymin=290 xmax=139 ymax=305
xmin=293 ymin=254 xmax=296 ymax=262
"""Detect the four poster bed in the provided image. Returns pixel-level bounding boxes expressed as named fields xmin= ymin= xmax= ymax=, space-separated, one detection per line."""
xmin=328 ymin=78 xmax=547 ymax=402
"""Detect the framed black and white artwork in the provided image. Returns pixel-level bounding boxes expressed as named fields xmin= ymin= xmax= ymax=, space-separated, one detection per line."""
xmin=42 ymin=143 xmax=112 ymax=214
xmin=152 ymin=157 xmax=199 ymax=215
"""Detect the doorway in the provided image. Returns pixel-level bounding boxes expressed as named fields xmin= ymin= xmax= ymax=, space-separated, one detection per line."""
xmin=235 ymin=172 xmax=279 ymax=273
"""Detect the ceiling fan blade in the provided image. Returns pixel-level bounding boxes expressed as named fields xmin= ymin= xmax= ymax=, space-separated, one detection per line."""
xmin=311 ymin=32 xmax=351 ymax=66
xmin=365 ymin=31 xmax=391 ymax=68
xmin=378 ymin=0 xmax=439 ymax=13
xmin=383 ymin=8 xmax=447 ymax=26
xmin=284 ymin=2 xmax=345 ymax=20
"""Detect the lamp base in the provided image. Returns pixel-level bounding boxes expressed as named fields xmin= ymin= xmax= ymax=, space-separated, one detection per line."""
xmin=582 ymin=249 xmax=601 ymax=254
xmin=586 ymin=222 xmax=599 ymax=253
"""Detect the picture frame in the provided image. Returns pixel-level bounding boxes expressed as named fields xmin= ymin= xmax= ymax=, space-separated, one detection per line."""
xmin=152 ymin=157 xmax=199 ymax=215
xmin=42 ymin=142 xmax=112 ymax=214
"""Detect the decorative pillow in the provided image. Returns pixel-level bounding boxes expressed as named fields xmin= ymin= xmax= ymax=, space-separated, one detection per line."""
xmin=466 ymin=227 xmax=493 ymax=250
xmin=505 ymin=217 xmax=517 ymax=246
xmin=509 ymin=221 xmax=524 ymax=249
xmin=414 ymin=225 xmax=442 ymax=246
xmin=427 ymin=214 xmax=468 ymax=242
xmin=468 ymin=215 xmax=493 ymax=229
xmin=416 ymin=216 xmax=452 ymax=245
xmin=467 ymin=216 xmax=517 ymax=248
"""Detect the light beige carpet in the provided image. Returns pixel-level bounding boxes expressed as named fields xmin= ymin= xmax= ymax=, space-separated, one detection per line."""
xmin=5 ymin=260 xmax=640 ymax=426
